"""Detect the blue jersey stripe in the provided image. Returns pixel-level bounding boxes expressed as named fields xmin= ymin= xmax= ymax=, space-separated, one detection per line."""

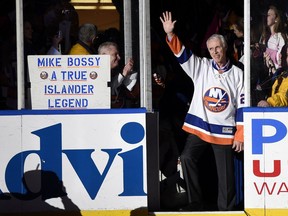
xmin=177 ymin=47 xmax=193 ymax=64
xmin=236 ymin=107 xmax=244 ymax=122
xmin=185 ymin=113 xmax=236 ymax=135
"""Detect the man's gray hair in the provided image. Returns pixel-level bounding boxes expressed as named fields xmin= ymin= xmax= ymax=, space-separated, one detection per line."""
xmin=206 ymin=34 xmax=228 ymax=49
xmin=98 ymin=41 xmax=119 ymax=54
xmin=78 ymin=23 xmax=97 ymax=43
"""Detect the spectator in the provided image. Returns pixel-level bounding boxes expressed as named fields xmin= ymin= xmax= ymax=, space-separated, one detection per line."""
xmin=153 ymin=69 xmax=192 ymax=210
xmin=257 ymin=71 xmax=288 ymax=107
xmin=250 ymin=21 xmax=267 ymax=106
xmin=231 ymin=17 xmax=244 ymax=69
xmin=69 ymin=23 xmax=97 ymax=55
xmin=260 ymin=5 xmax=286 ymax=70
xmin=24 ymin=19 xmax=72 ymax=109
xmin=98 ymin=41 xmax=139 ymax=108
xmin=59 ymin=0 xmax=79 ymax=54
xmin=251 ymin=5 xmax=286 ymax=106
xmin=258 ymin=45 xmax=288 ymax=107
xmin=43 ymin=0 xmax=79 ymax=54
xmin=160 ymin=11 xmax=244 ymax=211
xmin=23 ymin=20 xmax=38 ymax=109
xmin=47 ymin=31 xmax=63 ymax=55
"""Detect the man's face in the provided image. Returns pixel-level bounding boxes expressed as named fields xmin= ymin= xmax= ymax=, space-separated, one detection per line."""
xmin=207 ymin=38 xmax=227 ymax=66
xmin=104 ymin=46 xmax=121 ymax=69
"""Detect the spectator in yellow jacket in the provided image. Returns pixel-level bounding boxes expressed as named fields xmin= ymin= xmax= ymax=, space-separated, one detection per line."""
xmin=257 ymin=71 xmax=288 ymax=107
xmin=69 ymin=23 xmax=97 ymax=55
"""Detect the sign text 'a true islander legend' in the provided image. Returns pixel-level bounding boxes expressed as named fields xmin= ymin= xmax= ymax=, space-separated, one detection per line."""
xmin=29 ymin=55 xmax=110 ymax=109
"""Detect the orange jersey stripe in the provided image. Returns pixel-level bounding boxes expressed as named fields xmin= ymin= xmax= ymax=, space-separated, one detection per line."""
xmin=234 ymin=125 xmax=244 ymax=143
xmin=166 ymin=35 xmax=183 ymax=54
xmin=183 ymin=125 xmax=234 ymax=145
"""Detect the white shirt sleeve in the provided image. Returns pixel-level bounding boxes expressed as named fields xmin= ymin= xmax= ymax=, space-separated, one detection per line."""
xmin=47 ymin=46 xmax=61 ymax=55
xmin=122 ymin=71 xmax=138 ymax=91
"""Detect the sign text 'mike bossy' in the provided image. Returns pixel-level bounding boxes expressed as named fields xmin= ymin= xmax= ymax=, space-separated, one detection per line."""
xmin=28 ymin=55 xmax=111 ymax=109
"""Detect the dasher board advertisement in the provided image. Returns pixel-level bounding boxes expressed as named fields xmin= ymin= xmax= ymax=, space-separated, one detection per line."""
xmin=244 ymin=107 xmax=288 ymax=215
xmin=28 ymin=55 xmax=111 ymax=109
xmin=0 ymin=109 xmax=147 ymax=213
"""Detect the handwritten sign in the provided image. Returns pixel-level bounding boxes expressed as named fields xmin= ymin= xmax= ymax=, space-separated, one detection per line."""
xmin=28 ymin=55 xmax=110 ymax=109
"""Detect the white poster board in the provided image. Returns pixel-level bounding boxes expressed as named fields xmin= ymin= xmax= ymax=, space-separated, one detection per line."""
xmin=0 ymin=109 xmax=147 ymax=213
xmin=244 ymin=108 xmax=288 ymax=214
xmin=28 ymin=55 xmax=110 ymax=109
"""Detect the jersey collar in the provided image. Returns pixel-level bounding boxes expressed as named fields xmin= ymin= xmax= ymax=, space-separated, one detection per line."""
xmin=212 ymin=60 xmax=231 ymax=73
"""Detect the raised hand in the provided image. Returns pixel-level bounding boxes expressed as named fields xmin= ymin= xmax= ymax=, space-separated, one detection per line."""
xmin=159 ymin=11 xmax=176 ymax=36
xmin=122 ymin=58 xmax=134 ymax=76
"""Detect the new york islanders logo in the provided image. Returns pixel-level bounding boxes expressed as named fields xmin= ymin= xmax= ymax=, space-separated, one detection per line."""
xmin=203 ymin=87 xmax=229 ymax=112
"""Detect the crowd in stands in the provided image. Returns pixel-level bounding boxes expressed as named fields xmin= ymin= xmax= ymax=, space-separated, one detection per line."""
xmin=0 ymin=0 xmax=138 ymax=109
xmin=250 ymin=3 xmax=288 ymax=107
xmin=0 ymin=0 xmax=286 ymax=110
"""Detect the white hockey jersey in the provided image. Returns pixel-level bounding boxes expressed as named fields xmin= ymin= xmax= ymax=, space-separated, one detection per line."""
xmin=166 ymin=35 xmax=245 ymax=145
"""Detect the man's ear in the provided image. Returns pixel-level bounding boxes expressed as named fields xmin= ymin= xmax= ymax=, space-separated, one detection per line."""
xmin=91 ymin=36 xmax=96 ymax=45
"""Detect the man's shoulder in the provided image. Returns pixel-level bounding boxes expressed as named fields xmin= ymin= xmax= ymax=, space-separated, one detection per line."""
xmin=231 ymin=63 xmax=244 ymax=72
xmin=69 ymin=43 xmax=88 ymax=55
